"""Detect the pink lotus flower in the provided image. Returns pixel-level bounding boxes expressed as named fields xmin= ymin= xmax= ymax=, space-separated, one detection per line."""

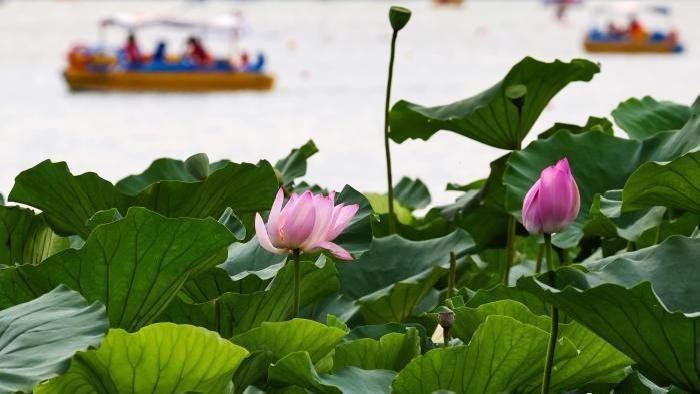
xmin=522 ymin=157 xmax=580 ymax=234
xmin=255 ymin=188 xmax=359 ymax=260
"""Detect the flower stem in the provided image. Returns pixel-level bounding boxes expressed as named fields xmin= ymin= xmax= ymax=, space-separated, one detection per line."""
xmin=447 ymin=251 xmax=457 ymax=299
xmin=384 ymin=30 xmax=398 ymax=234
xmin=292 ymin=249 xmax=301 ymax=317
xmin=501 ymin=215 xmax=517 ymax=284
xmin=535 ymin=243 xmax=544 ymax=274
xmin=541 ymin=233 xmax=558 ymax=394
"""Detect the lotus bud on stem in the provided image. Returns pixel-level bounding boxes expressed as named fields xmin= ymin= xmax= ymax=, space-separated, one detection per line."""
xmin=436 ymin=306 xmax=455 ymax=348
xmin=383 ymin=6 xmax=411 ymax=234
xmin=185 ymin=153 xmax=210 ymax=180
xmin=521 ymin=157 xmax=580 ymax=394
xmin=501 ymin=84 xmax=527 ymax=284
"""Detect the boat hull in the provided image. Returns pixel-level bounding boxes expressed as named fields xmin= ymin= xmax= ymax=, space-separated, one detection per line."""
xmin=63 ymin=68 xmax=274 ymax=92
xmin=584 ymin=39 xmax=682 ymax=54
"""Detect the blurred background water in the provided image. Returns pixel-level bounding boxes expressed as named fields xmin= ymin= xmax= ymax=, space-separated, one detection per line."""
xmin=0 ymin=0 xmax=698 ymax=206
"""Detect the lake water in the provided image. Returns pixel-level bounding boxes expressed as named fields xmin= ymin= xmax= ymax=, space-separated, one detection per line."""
xmin=0 ymin=0 xmax=698 ymax=206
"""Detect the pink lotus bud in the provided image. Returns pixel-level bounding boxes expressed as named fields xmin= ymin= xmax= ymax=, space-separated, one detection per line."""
xmin=522 ymin=157 xmax=580 ymax=234
xmin=255 ymin=188 xmax=359 ymax=260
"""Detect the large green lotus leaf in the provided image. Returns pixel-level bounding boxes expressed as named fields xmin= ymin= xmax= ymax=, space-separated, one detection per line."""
xmin=130 ymin=161 xmax=278 ymax=229
xmin=0 ymin=207 xmax=234 ymax=331
xmin=332 ymin=328 xmax=419 ymax=372
xmin=612 ymin=96 xmax=691 ymax=140
xmin=36 ymin=323 xmax=249 ymax=394
xmin=9 ymin=160 xmax=278 ymax=238
xmin=538 ymin=116 xmax=614 ymax=139
xmin=391 ymin=315 xmax=578 ymax=394
xmin=583 ymin=190 xmax=666 ymax=242
xmin=504 ymin=117 xmax=700 ymax=248
xmin=389 ymin=57 xmax=599 ymax=149
xmin=448 ymin=154 xmax=512 ymax=251
xmin=115 ymin=156 xmax=229 ymax=195
xmin=338 ymin=231 xmax=473 ymax=299
xmin=220 ymin=236 xmax=286 ymax=277
xmin=8 ymin=160 xmax=130 ymax=237
xmin=394 ymin=177 xmax=431 ymax=210
xmin=465 ymin=284 xmax=550 ymax=316
xmin=159 ymin=258 xmax=339 ymax=336
xmin=636 ymin=211 xmax=699 ymax=250
xmin=274 ymin=140 xmax=319 ymax=186
xmin=0 ymin=285 xmax=108 ymax=394
xmin=452 ymin=300 xmax=630 ymax=392
xmin=232 ymin=319 xmax=346 ymax=364
xmin=357 ymin=265 xmax=448 ymax=324
xmin=268 ymin=351 xmax=396 ymax=394
xmin=336 ymin=231 xmax=472 ymax=323
xmin=517 ymin=236 xmax=700 ymax=392
xmin=622 ymin=150 xmax=700 ymax=214
xmin=0 ymin=205 xmax=69 ymax=266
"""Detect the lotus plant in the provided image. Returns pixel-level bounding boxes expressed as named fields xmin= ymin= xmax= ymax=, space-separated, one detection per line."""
xmin=255 ymin=188 xmax=359 ymax=316
xmin=522 ymin=157 xmax=580 ymax=394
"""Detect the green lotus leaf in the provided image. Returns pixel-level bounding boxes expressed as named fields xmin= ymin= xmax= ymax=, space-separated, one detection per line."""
xmin=232 ymin=319 xmax=345 ymax=364
xmin=0 ymin=285 xmax=108 ymax=394
xmin=336 ymin=231 xmax=473 ymax=323
xmin=517 ymin=236 xmax=700 ymax=392
xmin=538 ymin=116 xmax=614 ymax=139
xmin=9 ymin=159 xmax=278 ymax=238
xmin=452 ymin=300 xmax=630 ymax=392
xmin=612 ymin=96 xmax=691 ymax=140
xmin=0 ymin=205 xmax=69 ymax=266
xmin=583 ymin=190 xmax=666 ymax=242
xmin=0 ymin=207 xmax=234 ymax=331
xmin=268 ymin=351 xmax=396 ymax=394
xmin=332 ymin=328 xmax=420 ymax=372
xmin=391 ymin=315 xmax=578 ymax=393
xmin=394 ymin=177 xmax=431 ymax=210
xmin=36 ymin=323 xmax=249 ymax=394
xmin=389 ymin=57 xmax=599 ymax=149
xmin=115 ymin=155 xmax=230 ymax=195
xmin=622 ymin=149 xmax=700 ymax=214
xmin=159 ymin=257 xmax=339 ymax=336
xmin=274 ymin=140 xmax=319 ymax=186
xmin=8 ymin=160 xmax=130 ymax=237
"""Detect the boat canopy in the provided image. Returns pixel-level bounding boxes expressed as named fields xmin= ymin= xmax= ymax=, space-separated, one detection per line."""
xmin=99 ymin=13 xmax=244 ymax=34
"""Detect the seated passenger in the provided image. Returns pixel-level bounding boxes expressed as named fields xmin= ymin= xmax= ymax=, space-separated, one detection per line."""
xmin=185 ymin=37 xmax=212 ymax=66
xmin=123 ymin=33 xmax=142 ymax=64
xmin=153 ymin=41 xmax=167 ymax=63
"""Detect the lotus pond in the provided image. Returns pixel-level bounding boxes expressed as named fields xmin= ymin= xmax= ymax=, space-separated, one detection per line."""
xmin=2 ymin=6 xmax=700 ymax=394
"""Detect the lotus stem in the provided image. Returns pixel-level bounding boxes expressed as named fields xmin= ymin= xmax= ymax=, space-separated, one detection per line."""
xmin=447 ymin=251 xmax=457 ymax=299
xmin=541 ymin=233 xmax=558 ymax=394
xmin=501 ymin=215 xmax=517 ymax=284
xmin=535 ymin=243 xmax=544 ymax=274
xmin=292 ymin=249 xmax=301 ymax=317
xmin=384 ymin=30 xmax=398 ymax=235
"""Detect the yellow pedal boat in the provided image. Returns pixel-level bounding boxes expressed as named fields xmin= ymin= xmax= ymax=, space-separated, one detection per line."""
xmin=64 ymin=67 xmax=274 ymax=92
xmin=64 ymin=13 xmax=275 ymax=92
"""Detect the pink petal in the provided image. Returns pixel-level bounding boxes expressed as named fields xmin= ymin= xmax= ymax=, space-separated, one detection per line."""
xmin=327 ymin=204 xmax=359 ymax=240
xmin=522 ymin=179 xmax=543 ymax=234
xmin=267 ymin=188 xmax=285 ymax=245
xmin=312 ymin=241 xmax=353 ymax=261
xmin=255 ymin=213 xmax=284 ymax=254
xmin=281 ymin=191 xmax=316 ymax=246
xmin=301 ymin=194 xmax=335 ymax=249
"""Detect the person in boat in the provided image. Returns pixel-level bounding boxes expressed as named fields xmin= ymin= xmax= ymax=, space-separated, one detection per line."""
xmin=185 ymin=36 xmax=212 ymax=66
xmin=628 ymin=16 xmax=648 ymax=41
xmin=153 ymin=41 xmax=167 ymax=63
xmin=123 ymin=33 xmax=142 ymax=64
